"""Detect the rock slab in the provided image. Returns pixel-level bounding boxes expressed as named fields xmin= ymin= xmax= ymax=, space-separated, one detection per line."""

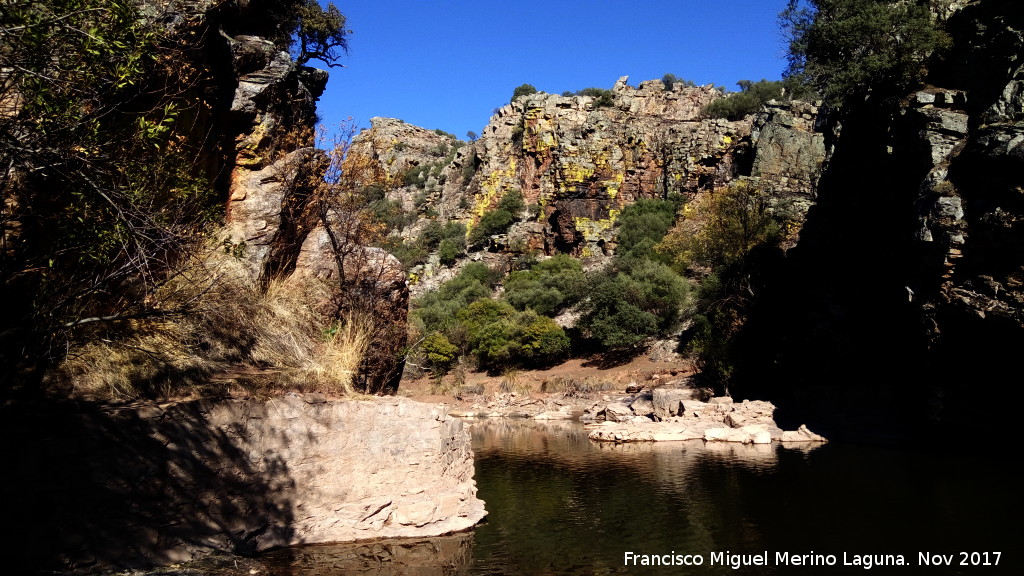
xmin=2 ymin=396 xmax=486 ymax=570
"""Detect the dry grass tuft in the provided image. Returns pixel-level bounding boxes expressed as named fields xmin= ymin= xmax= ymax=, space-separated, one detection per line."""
xmin=51 ymin=246 xmax=376 ymax=401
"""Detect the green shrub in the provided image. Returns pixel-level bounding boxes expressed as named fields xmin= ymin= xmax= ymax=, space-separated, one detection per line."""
xmin=457 ymin=301 xmax=569 ymax=371
xmin=573 ymin=87 xmax=615 ymax=108
xmin=780 ymin=0 xmax=948 ymax=108
xmin=438 ymin=238 xmax=463 ymax=267
xmin=661 ymin=74 xmax=697 ymax=91
xmin=412 ymin=263 xmax=502 ymax=333
xmin=577 ymin=259 xmax=691 ymax=349
xmin=469 ymin=190 xmax=524 ymax=244
xmin=703 ymin=79 xmax=786 ymax=120
xmin=511 ymin=83 xmax=538 ymax=102
xmin=421 ymin=331 xmax=458 ymax=374
xmin=504 ymin=254 xmax=586 ymax=316
xmin=615 ymin=197 xmax=680 ymax=261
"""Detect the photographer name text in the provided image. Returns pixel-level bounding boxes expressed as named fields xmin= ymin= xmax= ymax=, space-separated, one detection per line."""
xmin=622 ymin=551 xmax=1002 ymax=570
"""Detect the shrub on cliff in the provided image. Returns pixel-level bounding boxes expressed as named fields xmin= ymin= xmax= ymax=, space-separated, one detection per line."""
xmin=511 ymin=84 xmax=538 ymax=102
xmin=468 ymin=190 xmax=525 ymax=245
xmin=780 ymin=0 xmax=949 ymax=108
xmin=615 ymin=197 xmax=682 ymax=262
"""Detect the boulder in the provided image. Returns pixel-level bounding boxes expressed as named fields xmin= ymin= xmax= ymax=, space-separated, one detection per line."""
xmin=652 ymin=387 xmax=701 ymax=419
xmin=603 ymin=402 xmax=636 ymax=423
xmin=628 ymin=392 xmax=655 ymax=418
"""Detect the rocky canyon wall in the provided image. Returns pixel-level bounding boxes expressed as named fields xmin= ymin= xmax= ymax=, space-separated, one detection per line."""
xmin=3 ymin=396 xmax=485 ymax=570
xmin=347 ymin=77 xmax=826 ymax=294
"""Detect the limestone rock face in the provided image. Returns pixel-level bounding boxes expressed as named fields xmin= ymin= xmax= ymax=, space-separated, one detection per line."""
xmin=3 ymin=397 xmax=486 ymax=569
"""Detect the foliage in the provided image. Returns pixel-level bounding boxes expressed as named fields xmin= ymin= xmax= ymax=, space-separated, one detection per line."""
xmin=615 ymin=197 xmax=681 ymax=262
xmin=569 ymin=87 xmax=615 ymax=108
xmin=412 ymin=263 xmax=503 ymax=334
xmin=577 ymin=259 xmax=691 ymax=349
xmin=438 ymin=238 xmax=463 ymax=267
xmin=504 ymin=254 xmax=587 ymax=316
xmin=292 ymin=0 xmax=349 ymax=68
xmin=469 ymin=189 xmax=525 ymax=244
xmin=457 ymin=301 xmax=570 ymax=371
xmin=421 ymin=331 xmax=459 ymax=374
xmin=780 ymin=0 xmax=949 ymax=107
xmin=0 ymin=0 xmax=234 ymax=378
xmin=657 ymin=180 xmax=782 ymax=273
xmin=661 ymin=74 xmax=697 ymax=91
xmin=511 ymin=83 xmax=538 ymax=102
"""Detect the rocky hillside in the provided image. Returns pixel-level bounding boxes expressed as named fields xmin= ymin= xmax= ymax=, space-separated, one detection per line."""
xmin=347 ymin=77 xmax=826 ymax=295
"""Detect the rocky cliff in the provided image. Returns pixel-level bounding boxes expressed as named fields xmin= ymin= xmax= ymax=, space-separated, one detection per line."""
xmin=347 ymin=77 xmax=826 ymax=294
xmin=731 ymin=0 xmax=1024 ymax=441
xmin=3 ymin=396 xmax=485 ymax=570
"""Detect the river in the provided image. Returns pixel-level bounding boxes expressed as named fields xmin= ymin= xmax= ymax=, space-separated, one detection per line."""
xmin=262 ymin=420 xmax=1016 ymax=575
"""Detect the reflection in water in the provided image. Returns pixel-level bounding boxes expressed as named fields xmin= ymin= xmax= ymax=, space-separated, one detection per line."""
xmin=263 ymin=419 xmax=1017 ymax=576
xmin=260 ymin=533 xmax=473 ymax=575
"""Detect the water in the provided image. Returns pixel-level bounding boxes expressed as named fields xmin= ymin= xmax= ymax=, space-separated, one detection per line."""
xmin=264 ymin=420 xmax=1017 ymax=575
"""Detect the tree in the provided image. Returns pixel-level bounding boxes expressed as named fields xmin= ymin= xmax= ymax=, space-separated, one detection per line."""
xmin=292 ymin=0 xmax=350 ymax=68
xmin=511 ymin=83 xmax=538 ymax=102
xmin=780 ymin=0 xmax=949 ymax=107
xmin=661 ymin=74 xmax=697 ymax=91
xmin=0 ymin=0 xmax=223 ymax=381
xmin=466 ymin=130 xmax=479 ymax=142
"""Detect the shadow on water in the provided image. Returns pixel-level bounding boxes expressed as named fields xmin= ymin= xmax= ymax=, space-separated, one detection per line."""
xmin=261 ymin=533 xmax=474 ymax=575
xmin=0 ymin=399 xmax=296 ymax=573
xmin=256 ymin=419 xmax=1017 ymax=575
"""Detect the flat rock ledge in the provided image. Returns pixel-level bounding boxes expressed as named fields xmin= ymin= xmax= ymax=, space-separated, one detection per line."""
xmin=4 ymin=395 xmax=487 ymax=570
xmin=586 ymin=394 xmax=826 ymax=444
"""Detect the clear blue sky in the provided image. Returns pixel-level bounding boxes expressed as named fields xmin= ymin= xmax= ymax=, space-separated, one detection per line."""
xmin=314 ymin=0 xmax=793 ymax=140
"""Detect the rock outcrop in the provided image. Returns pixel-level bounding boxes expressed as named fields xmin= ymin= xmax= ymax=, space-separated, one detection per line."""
xmin=200 ymin=3 xmax=409 ymax=392
xmin=586 ymin=395 xmax=826 ymax=444
xmin=3 ymin=396 xmax=485 ymax=570
xmin=346 ymin=78 xmax=826 ymax=296
xmin=731 ymin=1 xmax=1024 ymax=441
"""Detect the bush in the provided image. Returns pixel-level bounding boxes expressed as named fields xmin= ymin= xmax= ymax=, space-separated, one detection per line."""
xmin=657 ymin=180 xmax=782 ymax=272
xmin=615 ymin=197 xmax=681 ymax=261
xmin=438 ymin=238 xmax=463 ymax=267
xmin=573 ymin=87 xmax=615 ymax=108
xmin=457 ymin=301 xmax=569 ymax=371
xmin=577 ymin=259 xmax=691 ymax=350
xmin=511 ymin=83 xmax=538 ymax=102
xmin=412 ymin=263 xmax=503 ymax=333
xmin=504 ymin=254 xmax=586 ymax=316
xmin=421 ymin=331 xmax=458 ymax=374
xmin=703 ymin=79 xmax=785 ymax=120
xmin=661 ymin=74 xmax=697 ymax=91
xmin=469 ymin=190 xmax=524 ymax=244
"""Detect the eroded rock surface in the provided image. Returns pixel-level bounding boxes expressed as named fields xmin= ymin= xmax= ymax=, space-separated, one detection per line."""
xmin=3 ymin=397 xmax=485 ymax=570
xmin=587 ymin=396 xmax=826 ymax=444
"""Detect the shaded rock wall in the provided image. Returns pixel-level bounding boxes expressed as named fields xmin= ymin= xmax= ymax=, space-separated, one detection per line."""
xmin=2 ymin=396 xmax=485 ymax=571
xmin=732 ymin=1 xmax=1024 ymax=441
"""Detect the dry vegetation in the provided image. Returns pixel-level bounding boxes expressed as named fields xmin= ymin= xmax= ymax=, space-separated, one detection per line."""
xmin=49 ymin=246 xmax=374 ymax=401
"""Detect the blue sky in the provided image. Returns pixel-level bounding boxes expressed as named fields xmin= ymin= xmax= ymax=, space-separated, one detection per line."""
xmin=314 ymin=1 xmax=793 ymax=140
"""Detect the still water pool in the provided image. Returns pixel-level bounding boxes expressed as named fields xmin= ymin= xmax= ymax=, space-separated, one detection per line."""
xmin=263 ymin=420 xmax=1016 ymax=575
